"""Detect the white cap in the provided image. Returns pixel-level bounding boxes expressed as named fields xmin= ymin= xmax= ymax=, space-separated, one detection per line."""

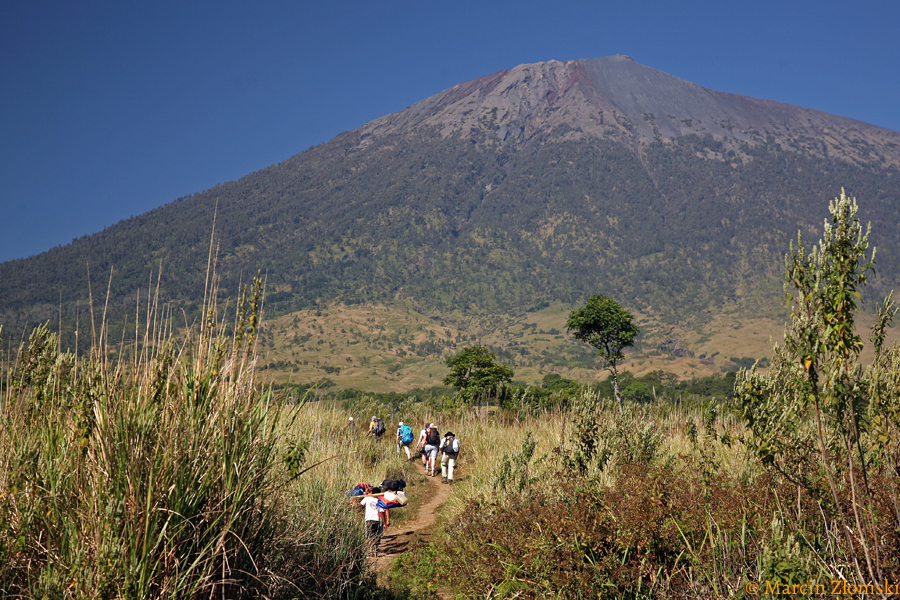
xmin=348 ymin=417 xmax=353 ymax=421
xmin=399 ymin=421 xmax=404 ymax=426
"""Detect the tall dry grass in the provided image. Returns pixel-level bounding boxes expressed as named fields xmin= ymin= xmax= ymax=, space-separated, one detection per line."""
xmin=426 ymin=394 xmax=753 ymax=518
xmin=0 ymin=275 xmax=374 ymax=599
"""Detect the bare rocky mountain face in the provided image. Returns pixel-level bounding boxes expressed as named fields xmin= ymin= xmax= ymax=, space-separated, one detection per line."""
xmin=2 ymin=56 xmax=900 ymax=368
xmin=362 ymin=55 xmax=900 ymax=167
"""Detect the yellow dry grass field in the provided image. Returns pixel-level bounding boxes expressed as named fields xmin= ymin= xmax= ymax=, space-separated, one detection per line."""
xmin=256 ymin=299 xmax=899 ymax=392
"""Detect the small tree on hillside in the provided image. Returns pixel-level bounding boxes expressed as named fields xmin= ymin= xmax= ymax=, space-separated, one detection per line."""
xmin=567 ymin=295 xmax=640 ymax=409
xmin=443 ymin=345 xmax=514 ymax=403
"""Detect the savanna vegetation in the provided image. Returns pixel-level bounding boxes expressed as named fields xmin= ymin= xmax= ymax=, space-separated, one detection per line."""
xmin=0 ymin=275 xmax=413 ymax=598
xmin=2 ymin=191 xmax=898 ymax=598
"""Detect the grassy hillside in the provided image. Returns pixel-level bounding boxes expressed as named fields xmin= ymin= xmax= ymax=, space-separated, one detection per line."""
xmin=253 ymin=295 xmax=897 ymax=392
xmin=254 ymin=300 xmax=757 ymax=391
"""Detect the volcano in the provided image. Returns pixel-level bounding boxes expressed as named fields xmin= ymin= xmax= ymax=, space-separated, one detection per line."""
xmin=2 ymin=56 xmax=899 ymax=383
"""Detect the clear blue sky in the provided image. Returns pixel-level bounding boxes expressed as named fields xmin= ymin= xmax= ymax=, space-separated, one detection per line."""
xmin=2 ymin=0 xmax=898 ymax=262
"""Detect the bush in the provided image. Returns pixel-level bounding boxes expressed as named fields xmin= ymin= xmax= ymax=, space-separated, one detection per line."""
xmin=432 ymin=459 xmax=793 ymax=599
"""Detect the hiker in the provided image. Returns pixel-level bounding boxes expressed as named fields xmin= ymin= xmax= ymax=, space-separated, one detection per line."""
xmin=357 ymin=486 xmax=407 ymax=533
xmin=422 ymin=423 xmax=440 ymax=477
xmin=416 ymin=422 xmax=430 ymax=468
xmin=396 ymin=421 xmax=414 ymax=460
xmin=439 ymin=431 xmax=461 ymax=484
xmin=380 ymin=490 xmax=397 ymax=527
xmin=367 ymin=416 xmax=386 ymax=440
xmin=359 ymin=486 xmax=384 ymax=546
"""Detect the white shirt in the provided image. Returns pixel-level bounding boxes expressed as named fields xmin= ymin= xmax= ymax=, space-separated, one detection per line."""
xmin=360 ymin=496 xmax=380 ymax=522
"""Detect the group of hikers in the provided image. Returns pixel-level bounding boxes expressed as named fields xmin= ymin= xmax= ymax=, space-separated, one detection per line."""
xmin=364 ymin=417 xmax=461 ymax=484
xmin=351 ymin=416 xmax=462 ymax=553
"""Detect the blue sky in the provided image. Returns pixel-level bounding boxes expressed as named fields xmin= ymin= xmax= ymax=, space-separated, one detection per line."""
xmin=2 ymin=0 xmax=898 ymax=262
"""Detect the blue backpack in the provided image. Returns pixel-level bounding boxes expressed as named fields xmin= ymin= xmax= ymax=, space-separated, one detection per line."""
xmin=399 ymin=425 xmax=414 ymax=444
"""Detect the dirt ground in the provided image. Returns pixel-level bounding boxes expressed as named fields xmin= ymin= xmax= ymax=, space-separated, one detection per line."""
xmin=372 ymin=460 xmax=453 ymax=591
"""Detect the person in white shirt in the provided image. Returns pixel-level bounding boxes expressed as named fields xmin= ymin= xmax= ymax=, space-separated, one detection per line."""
xmin=440 ymin=431 xmax=461 ymax=484
xmin=359 ymin=488 xmax=383 ymax=543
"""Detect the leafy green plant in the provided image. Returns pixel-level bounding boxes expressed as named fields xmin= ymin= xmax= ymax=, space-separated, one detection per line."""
xmin=443 ymin=345 xmax=514 ymax=404
xmin=566 ymin=394 xmax=663 ymax=476
xmin=736 ymin=190 xmax=898 ymax=585
xmin=491 ymin=431 xmax=540 ymax=500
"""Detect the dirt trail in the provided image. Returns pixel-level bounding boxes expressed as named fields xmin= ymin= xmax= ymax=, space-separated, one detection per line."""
xmin=373 ymin=463 xmax=452 ymax=578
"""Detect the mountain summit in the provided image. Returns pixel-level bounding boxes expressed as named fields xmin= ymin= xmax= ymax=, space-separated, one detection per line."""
xmin=362 ymin=56 xmax=899 ymax=166
xmin=2 ymin=56 xmax=899 ymax=374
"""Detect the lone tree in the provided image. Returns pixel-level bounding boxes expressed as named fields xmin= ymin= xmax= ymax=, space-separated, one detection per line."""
xmin=443 ymin=345 xmax=514 ymax=403
xmin=566 ymin=295 xmax=640 ymax=408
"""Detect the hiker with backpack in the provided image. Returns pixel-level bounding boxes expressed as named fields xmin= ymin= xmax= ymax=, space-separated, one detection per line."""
xmin=367 ymin=416 xmax=386 ymax=440
xmin=396 ymin=421 xmax=414 ymax=460
xmin=439 ymin=431 xmax=461 ymax=484
xmin=422 ymin=423 xmax=440 ymax=477
xmin=416 ymin=422 xmax=430 ymax=468
xmin=378 ymin=479 xmax=407 ymax=527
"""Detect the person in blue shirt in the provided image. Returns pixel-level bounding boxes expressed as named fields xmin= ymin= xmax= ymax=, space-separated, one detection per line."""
xmin=396 ymin=421 xmax=413 ymax=460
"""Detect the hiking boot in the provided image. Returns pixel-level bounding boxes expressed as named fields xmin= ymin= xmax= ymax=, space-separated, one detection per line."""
xmin=441 ymin=477 xmax=448 ymax=484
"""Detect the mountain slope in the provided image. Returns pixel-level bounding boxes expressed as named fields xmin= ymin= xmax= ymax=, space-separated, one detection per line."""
xmin=2 ymin=56 xmax=899 ymax=382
